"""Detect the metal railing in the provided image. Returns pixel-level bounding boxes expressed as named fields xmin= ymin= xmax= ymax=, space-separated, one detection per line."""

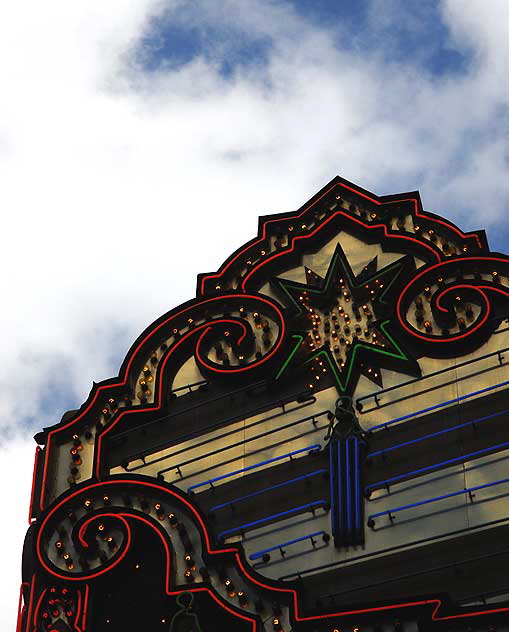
xmin=126 ymin=397 xmax=316 ymax=473
xmin=208 ymin=469 xmax=327 ymax=513
xmin=278 ymin=515 xmax=509 ymax=581
xmin=217 ymin=500 xmax=328 ymax=541
xmin=188 ymin=445 xmax=322 ymax=494
xmin=366 ymin=407 xmax=509 ymax=461
xmin=365 ymin=440 xmax=509 ymax=496
xmin=367 ymin=476 xmax=509 ymax=528
xmin=366 ymin=380 xmax=509 ymax=434
xmin=356 ymin=347 xmax=509 ymax=414
xmin=155 ymin=411 xmax=328 ymax=482
xmin=249 ymin=531 xmax=328 ymax=561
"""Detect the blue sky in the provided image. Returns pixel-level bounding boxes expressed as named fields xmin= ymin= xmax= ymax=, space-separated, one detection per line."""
xmin=141 ymin=1 xmax=469 ymax=79
xmin=1 ymin=0 xmax=509 ymax=625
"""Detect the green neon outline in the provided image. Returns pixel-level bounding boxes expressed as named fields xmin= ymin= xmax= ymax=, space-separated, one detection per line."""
xmin=275 ymin=334 xmax=304 ymax=380
xmin=304 ymin=320 xmax=411 ymax=393
xmin=274 ymin=251 xmax=406 ymax=312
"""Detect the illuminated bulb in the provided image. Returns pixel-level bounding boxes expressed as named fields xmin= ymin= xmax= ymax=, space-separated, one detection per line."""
xmin=238 ymin=591 xmax=248 ymax=606
xmin=272 ymin=618 xmax=283 ymax=631
xmin=184 ymin=554 xmax=195 ymax=569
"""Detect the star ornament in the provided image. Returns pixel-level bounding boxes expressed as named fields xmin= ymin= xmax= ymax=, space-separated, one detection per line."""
xmin=272 ymin=243 xmax=421 ymax=396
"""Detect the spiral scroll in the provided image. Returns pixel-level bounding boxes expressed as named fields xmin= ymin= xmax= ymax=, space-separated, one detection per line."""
xmin=395 ymin=256 xmax=509 ymax=357
xmin=33 ymin=478 xmax=287 ymax=631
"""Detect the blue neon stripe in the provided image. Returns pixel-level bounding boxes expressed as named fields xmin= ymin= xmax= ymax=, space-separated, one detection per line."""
xmin=337 ymin=440 xmax=343 ymax=536
xmin=368 ymin=477 xmax=509 ymax=523
xmin=249 ymin=531 xmax=326 ymax=560
xmin=217 ymin=500 xmax=327 ymax=541
xmin=329 ymin=441 xmax=336 ymax=537
xmin=187 ymin=444 xmax=321 ymax=493
xmin=367 ymin=381 xmax=509 ymax=433
xmin=208 ymin=470 xmax=326 ymax=512
xmin=367 ymin=407 xmax=509 ymax=460
xmin=346 ymin=437 xmax=352 ymax=534
xmin=354 ymin=436 xmax=360 ymax=533
xmin=365 ymin=441 xmax=509 ymax=494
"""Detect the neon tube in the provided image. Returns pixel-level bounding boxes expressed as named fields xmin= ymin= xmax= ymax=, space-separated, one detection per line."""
xmin=187 ymin=444 xmax=321 ymax=494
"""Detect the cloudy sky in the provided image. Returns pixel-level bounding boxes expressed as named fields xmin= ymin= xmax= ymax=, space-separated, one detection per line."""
xmin=2 ymin=0 xmax=509 ymax=626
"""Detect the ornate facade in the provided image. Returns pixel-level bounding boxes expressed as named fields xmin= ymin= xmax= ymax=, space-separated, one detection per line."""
xmin=19 ymin=176 xmax=509 ymax=631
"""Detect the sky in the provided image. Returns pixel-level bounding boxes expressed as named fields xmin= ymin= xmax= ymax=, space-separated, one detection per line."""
xmin=2 ymin=0 xmax=509 ymax=627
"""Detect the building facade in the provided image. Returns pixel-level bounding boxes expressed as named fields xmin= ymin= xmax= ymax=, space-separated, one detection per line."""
xmin=19 ymin=176 xmax=509 ymax=632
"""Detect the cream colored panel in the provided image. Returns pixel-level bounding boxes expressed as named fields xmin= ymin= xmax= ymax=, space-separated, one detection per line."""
xmin=171 ymin=355 xmax=204 ymax=392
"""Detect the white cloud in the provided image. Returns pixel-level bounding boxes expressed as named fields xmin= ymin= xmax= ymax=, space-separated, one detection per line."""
xmin=1 ymin=0 xmax=509 ymax=627
xmin=0 ymin=438 xmax=37 ymax=628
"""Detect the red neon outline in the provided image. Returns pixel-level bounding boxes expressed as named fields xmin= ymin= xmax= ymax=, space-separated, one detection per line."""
xmin=81 ymin=584 xmax=89 ymax=630
xmin=73 ymin=589 xmax=83 ymax=632
xmin=240 ymin=205 xmax=441 ymax=290
xmin=28 ymin=446 xmax=41 ymax=525
xmin=200 ymin=181 xmax=482 ymax=293
xmin=94 ymin=307 xmax=285 ymax=479
xmin=396 ymin=257 xmax=509 ymax=342
xmin=16 ymin=582 xmax=28 ymax=632
xmin=39 ymin=294 xmax=285 ymax=509
xmin=75 ymin=513 xmax=170 ymax=590
xmin=25 ymin=575 xmax=35 ymax=632
xmin=32 ymin=587 xmax=47 ymax=632
xmin=39 ymin=513 xmax=132 ymax=582
xmin=33 ymin=586 xmax=83 ymax=632
xmin=38 ymin=497 xmax=256 ymax=631
xmin=195 ymin=323 xmax=268 ymax=373
xmin=436 ymin=283 xmax=509 ymax=313
xmin=36 ymin=479 xmax=509 ymax=627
